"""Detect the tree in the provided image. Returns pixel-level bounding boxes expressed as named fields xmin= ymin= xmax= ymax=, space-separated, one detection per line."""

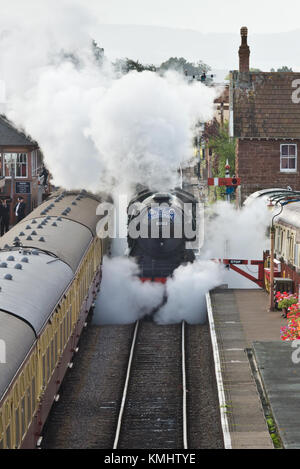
xmin=206 ymin=120 xmax=236 ymax=201
xmin=159 ymin=57 xmax=211 ymax=77
xmin=207 ymin=120 xmax=236 ymax=177
xmin=113 ymin=58 xmax=156 ymax=74
xmin=270 ymin=66 xmax=293 ymax=72
xmin=112 ymin=56 xmax=213 ymax=83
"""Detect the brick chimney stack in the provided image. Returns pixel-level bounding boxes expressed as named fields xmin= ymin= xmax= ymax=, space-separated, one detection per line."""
xmin=239 ymin=27 xmax=250 ymax=73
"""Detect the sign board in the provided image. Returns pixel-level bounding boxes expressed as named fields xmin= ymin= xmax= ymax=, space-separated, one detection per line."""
xmin=16 ymin=181 xmax=31 ymax=194
xmin=148 ymin=207 xmax=175 ymax=221
xmin=228 ymin=259 xmax=247 ymax=265
xmin=207 ymin=177 xmax=241 ymax=187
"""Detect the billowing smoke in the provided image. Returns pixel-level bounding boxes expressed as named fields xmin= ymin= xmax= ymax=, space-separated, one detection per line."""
xmin=0 ymin=0 xmax=218 ymax=194
xmin=0 ymin=1 xmax=226 ymax=325
xmin=201 ymin=198 xmax=272 ymax=288
xmin=154 ymin=260 xmax=223 ymax=324
xmin=93 ymin=256 xmax=165 ymax=325
xmin=94 ymin=257 xmax=223 ymax=325
xmin=95 ymin=198 xmax=271 ymax=326
xmin=88 ymin=71 xmax=217 ymax=193
xmin=10 ymin=69 xmax=217 ymax=193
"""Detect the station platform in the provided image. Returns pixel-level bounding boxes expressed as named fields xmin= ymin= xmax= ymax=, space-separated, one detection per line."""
xmin=208 ymin=288 xmax=295 ymax=449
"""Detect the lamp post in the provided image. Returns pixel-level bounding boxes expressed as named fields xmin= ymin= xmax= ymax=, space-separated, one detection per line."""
xmin=269 ymin=202 xmax=283 ymax=311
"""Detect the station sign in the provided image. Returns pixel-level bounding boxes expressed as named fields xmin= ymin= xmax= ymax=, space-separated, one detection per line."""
xmin=16 ymin=181 xmax=31 ymax=194
xmin=228 ymin=259 xmax=247 ymax=265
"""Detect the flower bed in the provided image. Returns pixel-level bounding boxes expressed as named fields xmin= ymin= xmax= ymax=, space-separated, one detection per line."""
xmin=277 ymin=292 xmax=300 ymax=341
xmin=276 ymin=292 xmax=298 ymax=311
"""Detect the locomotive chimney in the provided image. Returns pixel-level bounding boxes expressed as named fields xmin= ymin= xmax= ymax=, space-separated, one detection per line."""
xmin=239 ymin=26 xmax=250 ymax=73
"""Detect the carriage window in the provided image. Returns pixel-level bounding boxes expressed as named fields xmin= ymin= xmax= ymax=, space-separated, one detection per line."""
xmin=280 ymin=144 xmax=297 ymax=172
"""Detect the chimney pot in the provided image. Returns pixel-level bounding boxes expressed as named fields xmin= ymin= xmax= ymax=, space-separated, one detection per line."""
xmin=239 ymin=26 xmax=250 ymax=73
xmin=241 ymin=26 xmax=248 ymax=37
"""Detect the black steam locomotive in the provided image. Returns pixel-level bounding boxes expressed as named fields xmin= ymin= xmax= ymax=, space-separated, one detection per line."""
xmin=127 ymin=188 xmax=197 ymax=281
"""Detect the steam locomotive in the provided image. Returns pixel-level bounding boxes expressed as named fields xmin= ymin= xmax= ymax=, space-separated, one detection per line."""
xmin=127 ymin=188 xmax=197 ymax=281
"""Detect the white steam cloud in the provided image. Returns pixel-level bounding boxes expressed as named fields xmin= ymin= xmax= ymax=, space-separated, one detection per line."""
xmin=88 ymin=71 xmax=217 ymax=192
xmin=201 ymin=198 xmax=272 ymax=288
xmin=93 ymin=256 xmax=165 ymax=325
xmin=203 ymin=198 xmax=271 ymax=260
xmin=0 ymin=0 xmax=218 ymax=193
xmin=0 ymin=1 xmax=232 ymax=326
xmin=154 ymin=260 xmax=223 ymax=324
xmin=94 ymin=257 xmax=223 ymax=325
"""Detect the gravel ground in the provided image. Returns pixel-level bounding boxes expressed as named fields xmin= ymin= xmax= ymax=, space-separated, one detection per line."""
xmin=42 ymin=320 xmax=135 ymax=449
xmin=186 ymin=323 xmax=224 ymax=449
xmin=42 ymin=320 xmax=224 ymax=449
xmin=117 ymin=322 xmax=183 ymax=449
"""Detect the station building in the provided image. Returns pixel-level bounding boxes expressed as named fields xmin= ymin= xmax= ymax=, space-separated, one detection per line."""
xmin=230 ymin=27 xmax=300 ymax=202
xmin=0 ymin=115 xmax=46 ymax=222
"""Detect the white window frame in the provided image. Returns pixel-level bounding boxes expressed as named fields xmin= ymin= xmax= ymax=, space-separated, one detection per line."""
xmin=3 ymin=152 xmax=28 ymax=179
xmin=31 ymin=150 xmax=39 ymax=177
xmin=280 ymin=144 xmax=297 ymax=173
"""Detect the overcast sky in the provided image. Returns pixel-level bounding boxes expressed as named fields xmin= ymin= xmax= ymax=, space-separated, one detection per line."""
xmin=1 ymin=0 xmax=300 ymax=73
xmin=89 ymin=0 xmax=300 ymax=34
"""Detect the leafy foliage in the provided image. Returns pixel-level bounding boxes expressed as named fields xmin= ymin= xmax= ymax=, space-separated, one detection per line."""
xmin=270 ymin=66 xmax=293 ymax=72
xmin=113 ymin=55 xmax=213 ymax=82
xmin=206 ymin=120 xmax=236 ymax=177
xmin=113 ymin=58 xmax=157 ymax=74
xmin=159 ymin=57 xmax=211 ymax=75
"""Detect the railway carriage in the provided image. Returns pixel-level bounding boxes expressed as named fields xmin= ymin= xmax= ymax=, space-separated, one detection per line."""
xmin=244 ymin=188 xmax=300 ymax=294
xmin=0 ymin=190 xmax=108 ymax=449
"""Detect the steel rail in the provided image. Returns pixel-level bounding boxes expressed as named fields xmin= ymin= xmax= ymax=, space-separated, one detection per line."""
xmin=113 ymin=320 xmax=140 ymax=449
xmin=181 ymin=321 xmax=188 ymax=449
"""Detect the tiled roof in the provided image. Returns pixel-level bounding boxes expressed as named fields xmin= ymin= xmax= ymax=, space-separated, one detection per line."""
xmin=232 ymin=72 xmax=300 ymax=138
xmin=0 ymin=115 xmax=37 ymax=146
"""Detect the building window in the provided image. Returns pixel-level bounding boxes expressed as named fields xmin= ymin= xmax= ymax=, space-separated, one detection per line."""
xmin=4 ymin=153 xmax=28 ymax=178
xmin=31 ymin=150 xmax=38 ymax=177
xmin=280 ymin=144 xmax=297 ymax=172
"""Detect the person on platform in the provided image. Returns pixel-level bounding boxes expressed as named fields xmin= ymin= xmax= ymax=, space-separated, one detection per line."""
xmin=40 ymin=165 xmax=49 ymax=187
xmin=14 ymin=197 xmax=26 ymax=223
xmin=0 ymin=200 xmax=10 ymax=236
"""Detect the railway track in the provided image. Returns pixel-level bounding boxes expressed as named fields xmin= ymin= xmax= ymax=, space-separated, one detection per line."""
xmin=42 ymin=317 xmax=223 ymax=449
xmin=114 ymin=320 xmax=188 ymax=449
